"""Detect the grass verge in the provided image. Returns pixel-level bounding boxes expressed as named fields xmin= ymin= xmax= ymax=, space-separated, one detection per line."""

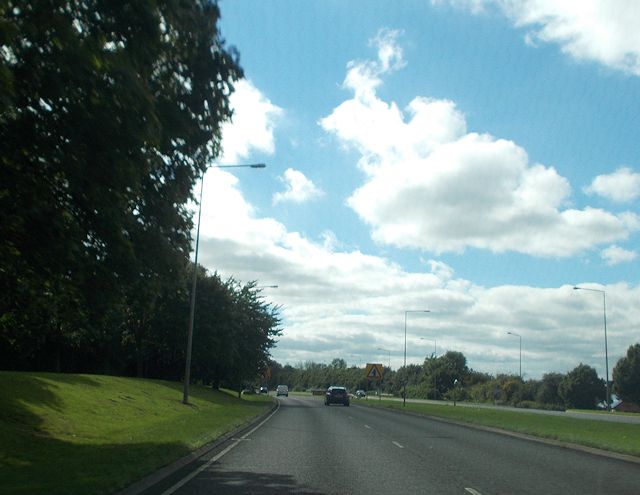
xmin=0 ymin=371 xmax=273 ymax=495
xmin=361 ymin=400 xmax=640 ymax=458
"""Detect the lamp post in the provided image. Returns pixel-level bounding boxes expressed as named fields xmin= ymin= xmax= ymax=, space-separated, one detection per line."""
xmin=573 ymin=286 xmax=610 ymax=412
xmin=377 ymin=348 xmax=391 ymax=370
xmin=182 ymin=163 xmax=266 ymax=405
xmin=404 ymin=310 xmax=430 ymax=406
xmin=506 ymin=331 xmax=522 ymax=379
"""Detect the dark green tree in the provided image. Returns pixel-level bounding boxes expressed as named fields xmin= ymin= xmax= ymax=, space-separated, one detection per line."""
xmin=423 ymin=351 xmax=469 ymax=398
xmin=613 ymin=343 xmax=640 ymax=405
xmin=536 ymin=372 xmax=565 ymax=407
xmin=559 ymin=363 xmax=605 ymax=409
xmin=0 ymin=1 xmax=242 ymax=372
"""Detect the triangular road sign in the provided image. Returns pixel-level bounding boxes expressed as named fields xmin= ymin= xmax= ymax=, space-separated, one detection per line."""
xmin=364 ymin=363 xmax=384 ymax=381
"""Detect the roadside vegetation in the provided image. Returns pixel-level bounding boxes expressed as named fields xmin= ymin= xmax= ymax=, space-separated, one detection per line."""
xmin=0 ymin=371 xmax=273 ymax=495
xmin=0 ymin=2 xmax=281 ymax=394
xmin=268 ymin=342 xmax=640 ymax=412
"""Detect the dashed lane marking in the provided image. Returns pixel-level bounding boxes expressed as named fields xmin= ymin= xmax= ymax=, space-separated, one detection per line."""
xmin=392 ymin=441 xmax=404 ymax=449
xmin=465 ymin=488 xmax=483 ymax=495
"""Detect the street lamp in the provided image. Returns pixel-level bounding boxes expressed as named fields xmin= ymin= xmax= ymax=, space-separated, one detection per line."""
xmin=377 ymin=348 xmax=391 ymax=370
xmin=506 ymin=331 xmax=522 ymax=379
xmin=182 ymin=163 xmax=266 ymax=405
xmin=404 ymin=310 xmax=430 ymax=406
xmin=573 ymin=286 xmax=610 ymax=412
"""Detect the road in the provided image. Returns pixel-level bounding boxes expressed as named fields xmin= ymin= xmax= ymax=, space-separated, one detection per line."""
xmin=149 ymin=396 xmax=640 ymax=495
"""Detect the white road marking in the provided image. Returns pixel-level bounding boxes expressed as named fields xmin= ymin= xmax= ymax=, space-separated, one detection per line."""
xmin=392 ymin=441 xmax=404 ymax=449
xmin=364 ymin=424 xmax=372 ymax=429
xmin=159 ymin=402 xmax=280 ymax=495
xmin=465 ymin=488 xmax=483 ymax=495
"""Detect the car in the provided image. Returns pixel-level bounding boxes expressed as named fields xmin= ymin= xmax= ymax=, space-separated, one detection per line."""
xmin=355 ymin=389 xmax=366 ymax=398
xmin=325 ymin=386 xmax=350 ymax=406
xmin=259 ymin=386 xmax=268 ymax=394
xmin=276 ymin=384 xmax=289 ymax=397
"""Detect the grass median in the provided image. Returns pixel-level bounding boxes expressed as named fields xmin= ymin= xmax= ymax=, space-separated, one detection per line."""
xmin=0 ymin=371 xmax=274 ymax=495
xmin=360 ymin=399 xmax=640 ymax=458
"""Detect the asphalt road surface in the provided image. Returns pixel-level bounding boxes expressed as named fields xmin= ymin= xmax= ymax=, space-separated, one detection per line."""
xmin=151 ymin=396 xmax=640 ymax=495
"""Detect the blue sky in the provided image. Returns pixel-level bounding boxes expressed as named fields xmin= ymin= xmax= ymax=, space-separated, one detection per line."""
xmin=195 ymin=1 xmax=640 ymax=379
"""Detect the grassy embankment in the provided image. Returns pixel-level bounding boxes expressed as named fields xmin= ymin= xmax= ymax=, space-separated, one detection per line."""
xmin=361 ymin=399 xmax=640 ymax=457
xmin=0 ymin=371 xmax=273 ymax=495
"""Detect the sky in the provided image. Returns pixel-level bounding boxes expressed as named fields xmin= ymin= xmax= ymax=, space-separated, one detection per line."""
xmin=193 ymin=0 xmax=640 ymax=379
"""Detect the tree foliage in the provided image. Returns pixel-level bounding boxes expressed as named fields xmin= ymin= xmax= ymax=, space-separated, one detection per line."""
xmin=0 ymin=2 xmax=280 ymax=388
xmin=613 ymin=343 xmax=640 ymax=405
xmin=559 ymin=363 xmax=605 ymax=409
xmin=268 ymin=349 xmax=620 ymax=414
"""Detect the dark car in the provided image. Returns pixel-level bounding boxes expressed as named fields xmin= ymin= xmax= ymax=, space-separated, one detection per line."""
xmin=325 ymin=386 xmax=350 ymax=406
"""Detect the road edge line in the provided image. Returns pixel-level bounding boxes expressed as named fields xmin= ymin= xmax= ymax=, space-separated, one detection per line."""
xmin=117 ymin=399 xmax=279 ymax=495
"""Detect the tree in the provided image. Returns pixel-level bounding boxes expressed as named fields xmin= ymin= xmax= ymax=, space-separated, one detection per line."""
xmin=559 ymin=364 xmax=605 ymax=409
xmin=0 ymin=1 xmax=242 ymax=372
xmin=536 ymin=372 xmax=565 ymax=407
xmin=613 ymin=343 xmax=640 ymax=405
xmin=423 ymin=351 xmax=468 ymax=398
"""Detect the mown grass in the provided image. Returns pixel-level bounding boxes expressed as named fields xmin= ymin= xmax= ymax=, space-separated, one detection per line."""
xmin=0 ymin=371 xmax=273 ymax=495
xmin=362 ymin=399 xmax=640 ymax=457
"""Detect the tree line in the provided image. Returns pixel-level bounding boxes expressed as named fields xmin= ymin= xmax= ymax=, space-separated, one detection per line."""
xmin=0 ymin=1 xmax=281 ymax=390
xmin=268 ymin=344 xmax=640 ymax=410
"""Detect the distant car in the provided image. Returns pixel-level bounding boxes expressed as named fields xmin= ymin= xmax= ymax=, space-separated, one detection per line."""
xmin=276 ymin=384 xmax=289 ymax=397
xmin=325 ymin=386 xmax=350 ymax=406
xmin=355 ymin=389 xmax=366 ymax=398
xmin=259 ymin=386 xmax=268 ymax=394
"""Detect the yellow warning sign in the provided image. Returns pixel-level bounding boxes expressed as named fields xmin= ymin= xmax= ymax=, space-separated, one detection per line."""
xmin=364 ymin=363 xmax=384 ymax=381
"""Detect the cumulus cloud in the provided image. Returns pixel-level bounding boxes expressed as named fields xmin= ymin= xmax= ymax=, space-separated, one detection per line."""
xmin=320 ymin=30 xmax=639 ymax=257
xmin=447 ymin=0 xmax=640 ymax=76
xmin=195 ymin=166 xmax=640 ymax=378
xmin=585 ymin=167 xmax=640 ymax=203
xmin=343 ymin=28 xmax=406 ymax=100
xmin=219 ymin=79 xmax=282 ymax=163
xmin=195 ymin=34 xmax=640 ymax=380
xmin=273 ymin=168 xmax=324 ymax=205
xmin=601 ymin=245 xmax=638 ymax=265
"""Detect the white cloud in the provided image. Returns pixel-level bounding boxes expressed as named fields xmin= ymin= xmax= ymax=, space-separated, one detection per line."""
xmin=601 ymin=245 xmax=638 ymax=265
xmin=320 ymin=32 xmax=639 ymax=257
xmin=190 ymin=35 xmax=640 ymax=382
xmin=585 ymin=167 xmax=640 ymax=203
xmin=219 ymin=79 xmax=282 ymax=164
xmin=195 ymin=167 xmax=640 ymax=378
xmin=448 ymin=0 xmax=640 ymax=76
xmin=273 ymin=168 xmax=324 ymax=205
xmin=343 ymin=28 xmax=406 ymax=101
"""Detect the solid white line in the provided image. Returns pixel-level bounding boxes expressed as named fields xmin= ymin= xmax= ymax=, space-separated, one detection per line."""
xmin=465 ymin=488 xmax=483 ymax=495
xmin=392 ymin=441 xmax=404 ymax=449
xmin=159 ymin=402 xmax=280 ymax=495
